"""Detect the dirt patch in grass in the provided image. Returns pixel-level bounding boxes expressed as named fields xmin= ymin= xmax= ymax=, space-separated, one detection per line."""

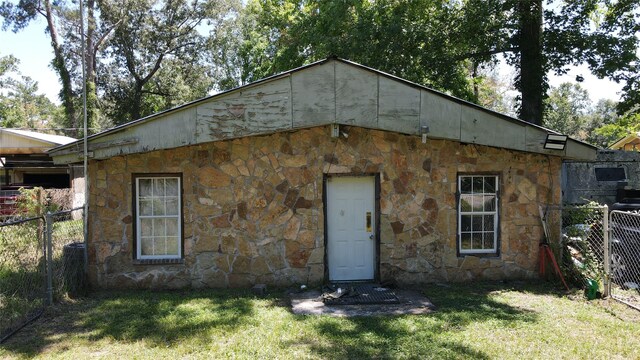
xmin=291 ymin=288 xmax=435 ymax=316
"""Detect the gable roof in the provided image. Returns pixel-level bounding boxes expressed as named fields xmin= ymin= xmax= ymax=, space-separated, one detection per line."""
xmin=609 ymin=132 xmax=640 ymax=151
xmin=49 ymin=57 xmax=597 ymax=163
xmin=1 ymin=128 xmax=76 ymax=155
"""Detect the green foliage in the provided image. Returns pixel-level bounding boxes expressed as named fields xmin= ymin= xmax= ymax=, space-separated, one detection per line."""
xmin=584 ymin=99 xmax=621 ymax=148
xmin=474 ymin=66 xmax=517 ymax=117
xmin=544 ymin=82 xmax=591 ymax=138
xmin=234 ymin=0 xmax=478 ymax=101
xmin=0 ymin=264 xmax=44 ymax=337
xmin=0 ymin=1 xmax=82 ymax=136
xmin=594 ymin=112 xmax=640 ymax=148
xmin=0 ymin=75 xmax=63 ymax=130
xmin=0 ymin=206 xmax=84 ymax=336
xmin=556 ymin=204 xmax=606 ymax=292
xmin=618 ymin=75 xmax=640 ymax=116
xmin=542 ymin=82 xmax=625 ymax=148
xmin=2 ymin=0 xmax=638 ymax=129
xmin=562 ymin=201 xmax=603 ymax=227
xmin=0 ymin=54 xmax=65 ymax=132
xmin=1 ymin=0 xmax=239 ymax=129
xmin=97 ymin=0 xmax=239 ymax=124
xmin=0 ymin=53 xmax=18 ymax=86
xmin=542 ymin=0 xmax=639 ymax=123
xmin=462 ymin=0 xmax=640 ymax=124
xmin=0 ymin=215 xmax=44 ymax=334
xmin=234 ymin=0 xmax=639 ymax=126
xmin=15 ymin=188 xmax=60 ymax=218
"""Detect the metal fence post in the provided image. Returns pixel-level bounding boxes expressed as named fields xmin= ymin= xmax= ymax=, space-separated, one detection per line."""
xmin=603 ymin=205 xmax=610 ymax=298
xmin=45 ymin=211 xmax=53 ymax=306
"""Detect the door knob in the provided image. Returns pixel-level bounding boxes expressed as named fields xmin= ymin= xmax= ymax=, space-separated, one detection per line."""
xmin=369 ymin=234 xmax=374 ymax=240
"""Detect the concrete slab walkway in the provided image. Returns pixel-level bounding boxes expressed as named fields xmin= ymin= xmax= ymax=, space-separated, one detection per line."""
xmin=290 ymin=288 xmax=436 ymax=317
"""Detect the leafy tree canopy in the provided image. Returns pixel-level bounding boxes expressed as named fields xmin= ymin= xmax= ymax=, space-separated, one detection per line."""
xmin=235 ymin=0 xmax=639 ymax=126
xmin=234 ymin=0 xmax=478 ymax=100
xmin=543 ymin=82 xmax=627 ymax=149
xmin=0 ymin=55 xmax=63 ymax=131
xmin=1 ymin=0 xmax=240 ymax=127
xmin=0 ymin=0 xmax=637 ymax=130
xmin=0 ymin=53 xmax=18 ymax=86
xmin=594 ymin=110 xmax=640 ymax=148
xmin=544 ymin=82 xmax=591 ymax=138
xmin=585 ymin=99 xmax=622 ymax=148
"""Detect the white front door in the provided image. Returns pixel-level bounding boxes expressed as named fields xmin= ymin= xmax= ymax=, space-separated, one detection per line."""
xmin=327 ymin=176 xmax=376 ymax=281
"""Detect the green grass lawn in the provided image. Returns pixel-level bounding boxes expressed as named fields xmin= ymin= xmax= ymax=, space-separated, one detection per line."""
xmin=1 ymin=281 xmax=639 ymax=360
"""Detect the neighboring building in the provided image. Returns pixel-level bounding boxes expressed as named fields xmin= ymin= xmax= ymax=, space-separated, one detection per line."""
xmin=610 ymin=133 xmax=640 ymax=151
xmin=49 ymin=58 xmax=596 ymax=289
xmin=0 ymin=128 xmax=77 ymax=188
xmin=563 ymin=131 xmax=640 ymax=206
xmin=563 ymin=150 xmax=640 ymax=206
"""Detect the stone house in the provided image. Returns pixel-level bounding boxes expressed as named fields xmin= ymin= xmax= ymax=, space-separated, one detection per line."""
xmin=49 ymin=58 xmax=596 ymax=289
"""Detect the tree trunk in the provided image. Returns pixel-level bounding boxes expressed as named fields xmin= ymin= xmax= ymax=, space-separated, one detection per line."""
xmin=131 ymin=82 xmax=144 ymax=121
xmin=472 ymin=61 xmax=479 ymax=101
xmin=125 ymin=53 xmax=164 ymax=122
xmin=517 ymin=0 xmax=544 ymax=126
xmin=44 ymin=0 xmax=77 ymax=136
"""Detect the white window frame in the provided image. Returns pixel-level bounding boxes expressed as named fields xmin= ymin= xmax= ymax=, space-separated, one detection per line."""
xmin=457 ymin=175 xmax=499 ymax=254
xmin=135 ymin=176 xmax=182 ymax=260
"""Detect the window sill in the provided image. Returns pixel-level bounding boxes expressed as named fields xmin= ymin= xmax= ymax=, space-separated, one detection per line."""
xmin=132 ymin=258 xmax=184 ymax=265
xmin=458 ymin=253 xmax=500 ymax=259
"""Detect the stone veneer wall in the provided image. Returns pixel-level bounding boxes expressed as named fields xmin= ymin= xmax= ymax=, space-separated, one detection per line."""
xmin=88 ymin=125 xmax=561 ymax=288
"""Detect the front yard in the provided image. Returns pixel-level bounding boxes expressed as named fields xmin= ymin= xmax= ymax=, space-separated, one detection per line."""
xmin=1 ymin=281 xmax=639 ymax=359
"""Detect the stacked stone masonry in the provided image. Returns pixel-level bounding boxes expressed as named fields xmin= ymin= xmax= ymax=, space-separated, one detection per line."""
xmin=88 ymin=125 xmax=561 ymax=288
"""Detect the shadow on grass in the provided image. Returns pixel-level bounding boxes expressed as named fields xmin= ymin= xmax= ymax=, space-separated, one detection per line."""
xmin=1 ymin=281 xmax=565 ymax=359
xmin=1 ymin=289 xmax=256 ymax=357
xmin=300 ymin=316 xmax=494 ymax=359
xmin=288 ymin=281 xmax=546 ymax=359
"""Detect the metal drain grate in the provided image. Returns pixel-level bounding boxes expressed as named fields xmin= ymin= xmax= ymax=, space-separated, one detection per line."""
xmin=323 ymin=284 xmax=400 ymax=305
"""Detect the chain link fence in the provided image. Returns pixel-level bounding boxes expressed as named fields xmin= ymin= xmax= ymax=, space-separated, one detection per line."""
xmin=543 ymin=205 xmax=640 ymax=311
xmin=609 ymin=210 xmax=640 ymax=310
xmin=541 ymin=205 xmax=607 ymax=294
xmin=0 ymin=207 xmax=85 ymax=343
xmin=0 ymin=216 xmax=46 ymax=342
xmin=47 ymin=208 xmax=86 ymax=302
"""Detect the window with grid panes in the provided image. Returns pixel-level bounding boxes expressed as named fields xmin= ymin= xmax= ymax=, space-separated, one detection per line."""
xmin=135 ymin=176 xmax=181 ymax=259
xmin=458 ymin=175 xmax=498 ymax=254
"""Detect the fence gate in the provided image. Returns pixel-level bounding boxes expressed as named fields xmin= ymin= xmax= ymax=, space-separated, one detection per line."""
xmin=609 ymin=210 xmax=640 ymax=310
